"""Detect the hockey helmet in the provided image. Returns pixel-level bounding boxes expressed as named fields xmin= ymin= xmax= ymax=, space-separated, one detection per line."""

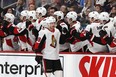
xmin=98 ymin=12 xmax=109 ymax=21
xmin=66 ymin=11 xmax=77 ymax=21
xmin=28 ymin=10 xmax=37 ymax=20
xmin=4 ymin=13 xmax=15 ymax=23
xmin=46 ymin=16 xmax=56 ymax=24
xmin=36 ymin=7 xmax=47 ymax=16
xmin=20 ymin=10 xmax=29 ymax=19
xmin=54 ymin=11 xmax=64 ymax=20
xmin=88 ymin=11 xmax=99 ymax=20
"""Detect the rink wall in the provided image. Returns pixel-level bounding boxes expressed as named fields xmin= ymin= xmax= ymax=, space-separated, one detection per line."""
xmin=0 ymin=51 xmax=115 ymax=77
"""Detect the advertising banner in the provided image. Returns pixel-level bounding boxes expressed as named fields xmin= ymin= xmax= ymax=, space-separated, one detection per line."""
xmin=0 ymin=52 xmax=115 ymax=77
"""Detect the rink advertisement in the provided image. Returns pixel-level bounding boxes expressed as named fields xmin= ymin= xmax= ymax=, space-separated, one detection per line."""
xmin=0 ymin=52 xmax=115 ymax=77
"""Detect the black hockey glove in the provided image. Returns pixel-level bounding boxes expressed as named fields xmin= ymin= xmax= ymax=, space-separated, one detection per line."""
xmin=2 ymin=20 xmax=12 ymax=34
xmin=104 ymin=32 xmax=113 ymax=45
xmin=26 ymin=20 xmax=32 ymax=28
xmin=56 ymin=25 xmax=62 ymax=32
xmin=32 ymin=28 xmax=39 ymax=40
xmin=99 ymin=30 xmax=107 ymax=37
xmin=8 ymin=26 xmax=15 ymax=35
xmin=62 ymin=27 xmax=68 ymax=34
xmin=2 ymin=20 xmax=11 ymax=28
xmin=86 ymin=28 xmax=94 ymax=40
xmin=99 ymin=30 xmax=112 ymax=44
xmin=35 ymin=55 xmax=42 ymax=64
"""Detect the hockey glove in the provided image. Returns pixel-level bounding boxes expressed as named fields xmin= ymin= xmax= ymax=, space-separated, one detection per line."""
xmin=32 ymin=28 xmax=38 ymax=39
xmin=86 ymin=28 xmax=94 ymax=40
xmin=35 ymin=55 xmax=42 ymax=64
xmin=104 ymin=32 xmax=113 ymax=45
xmin=99 ymin=30 xmax=107 ymax=37
xmin=26 ymin=20 xmax=32 ymax=28
xmin=2 ymin=20 xmax=11 ymax=28
xmin=99 ymin=30 xmax=113 ymax=44
xmin=2 ymin=20 xmax=11 ymax=33
xmin=62 ymin=27 xmax=68 ymax=35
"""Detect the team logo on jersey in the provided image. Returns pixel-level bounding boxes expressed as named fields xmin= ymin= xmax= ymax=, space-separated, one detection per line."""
xmin=97 ymin=26 xmax=102 ymax=30
xmin=50 ymin=35 xmax=57 ymax=48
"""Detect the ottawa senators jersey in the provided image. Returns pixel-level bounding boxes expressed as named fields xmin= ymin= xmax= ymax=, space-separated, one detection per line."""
xmin=85 ymin=23 xmax=107 ymax=53
xmin=35 ymin=18 xmax=45 ymax=31
xmin=69 ymin=21 xmax=88 ymax=52
xmin=36 ymin=28 xmax=61 ymax=60
xmin=102 ymin=19 xmax=116 ymax=37
xmin=16 ymin=22 xmax=28 ymax=50
xmin=56 ymin=20 xmax=70 ymax=51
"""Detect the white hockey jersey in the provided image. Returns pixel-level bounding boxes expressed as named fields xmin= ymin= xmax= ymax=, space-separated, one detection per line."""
xmin=3 ymin=24 xmax=17 ymax=51
xmin=70 ymin=21 xmax=88 ymax=52
xmin=59 ymin=22 xmax=70 ymax=51
xmin=85 ymin=23 xmax=107 ymax=53
xmin=103 ymin=20 xmax=116 ymax=52
xmin=102 ymin=19 xmax=116 ymax=37
xmin=16 ymin=22 xmax=27 ymax=50
xmin=38 ymin=28 xmax=61 ymax=60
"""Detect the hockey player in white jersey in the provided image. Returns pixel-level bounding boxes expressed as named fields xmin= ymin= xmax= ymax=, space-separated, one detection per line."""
xmin=99 ymin=12 xmax=116 ymax=52
xmin=26 ymin=10 xmax=37 ymax=51
xmin=65 ymin=11 xmax=88 ymax=52
xmin=33 ymin=16 xmax=63 ymax=77
xmin=93 ymin=16 xmax=116 ymax=53
xmin=33 ymin=7 xmax=47 ymax=38
xmin=53 ymin=11 xmax=70 ymax=52
xmin=108 ymin=16 xmax=116 ymax=52
xmin=100 ymin=12 xmax=116 ymax=37
xmin=16 ymin=10 xmax=29 ymax=51
xmin=85 ymin=11 xmax=108 ymax=53
xmin=3 ymin=13 xmax=17 ymax=51
xmin=85 ymin=12 xmax=116 ymax=53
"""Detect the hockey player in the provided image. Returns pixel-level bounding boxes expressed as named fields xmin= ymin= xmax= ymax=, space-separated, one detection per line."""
xmin=100 ymin=12 xmax=116 ymax=37
xmin=27 ymin=10 xmax=37 ymax=51
xmin=53 ymin=11 xmax=70 ymax=52
xmin=65 ymin=11 xmax=88 ymax=52
xmin=16 ymin=10 xmax=29 ymax=51
xmin=84 ymin=11 xmax=108 ymax=53
xmin=99 ymin=12 xmax=116 ymax=52
xmin=33 ymin=16 xmax=63 ymax=77
xmin=33 ymin=7 xmax=47 ymax=39
xmin=2 ymin=12 xmax=31 ymax=51
xmin=0 ymin=23 xmax=7 ymax=38
xmin=0 ymin=21 xmax=8 ymax=51
xmin=85 ymin=12 xmax=116 ymax=53
xmin=2 ymin=13 xmax=17 ymax=51
xmin=93 ymin=16 xmax=116 ymax=53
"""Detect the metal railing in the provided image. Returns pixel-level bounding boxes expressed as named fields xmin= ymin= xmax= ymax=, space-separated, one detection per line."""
xmin=1 ymin=0 xmax=17 ymax=8
xmin=2 ymin=2 xmax=17 ymax=9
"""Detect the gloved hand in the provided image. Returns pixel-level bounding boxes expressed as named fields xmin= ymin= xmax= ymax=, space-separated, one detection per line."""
xmin=2 ymin=20 xmax=12 ymax=34
xmin=35 ymin=55 xmax=42 ymax=64
xmin=86 ymin=28 xmax=93 ymax=40
xmin=99 ymin=30 xmax=113 ymax=44
xmin=62 ymin=27 xmax=68 ymax=34
xmin=26 ymin=20 xmax=32 ymax=28
xmin=7 ymin=26 xmax=15 ymax=35
xmin=104 ymin=32 xmax=113 ymax=45
xmin=2 ymin=20 xmax=11 ymax=28
xmin=99 ymin=30 xmax=107 ymax=37
xmin=32 ymin=28 xmax=39 ymax=40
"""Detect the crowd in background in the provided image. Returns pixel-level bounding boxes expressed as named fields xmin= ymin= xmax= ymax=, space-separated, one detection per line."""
xmin=1 ymin=0 xmax=116 ymax=27
xmin=0 ymin=0 xmax=116 ymax=53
